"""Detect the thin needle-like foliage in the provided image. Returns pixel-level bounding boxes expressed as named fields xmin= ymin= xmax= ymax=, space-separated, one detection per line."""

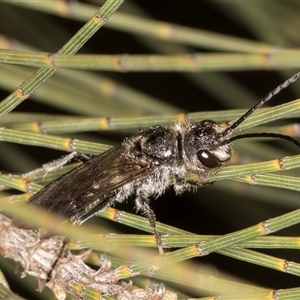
xmin=0 ymin=1 xmax=300 ymax=300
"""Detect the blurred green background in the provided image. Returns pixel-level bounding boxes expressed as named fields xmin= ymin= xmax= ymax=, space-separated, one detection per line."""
xmin=0 ymin=1 xmax=300 ymax=299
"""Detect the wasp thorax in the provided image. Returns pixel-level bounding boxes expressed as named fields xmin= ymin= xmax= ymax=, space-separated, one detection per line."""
xmin=136 ymin=125 xmax=178 ymax=165
xmin=183 ymin=120 xmax=233 ymax=171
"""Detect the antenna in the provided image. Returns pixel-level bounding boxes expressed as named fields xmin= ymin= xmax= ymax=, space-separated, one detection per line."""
xmin=221 ymin=132 xmax=300 ymax=148
xmin=221 ymin=72 xmax=300 ymax=138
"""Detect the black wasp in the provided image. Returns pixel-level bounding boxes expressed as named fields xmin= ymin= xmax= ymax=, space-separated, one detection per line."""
xmin=27 ymin=73 xmax=300 ymax=254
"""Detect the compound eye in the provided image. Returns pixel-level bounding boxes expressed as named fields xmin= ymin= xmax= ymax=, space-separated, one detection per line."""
xmin=197 ymin=150 xmax=221 ymax=168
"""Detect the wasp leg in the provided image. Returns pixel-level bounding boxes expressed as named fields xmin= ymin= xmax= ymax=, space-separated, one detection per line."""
xmin=135 ymin=196 xmax=164 ymax=256
xmin=21 ymin=152 xmax=90 ymax=179
xmin=47 ymin=237 xmax=69 ymax=282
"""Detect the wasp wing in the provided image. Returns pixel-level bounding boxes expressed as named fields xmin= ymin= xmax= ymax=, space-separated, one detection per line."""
xmin=28 ymin=144 xmax=156 ymax=220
